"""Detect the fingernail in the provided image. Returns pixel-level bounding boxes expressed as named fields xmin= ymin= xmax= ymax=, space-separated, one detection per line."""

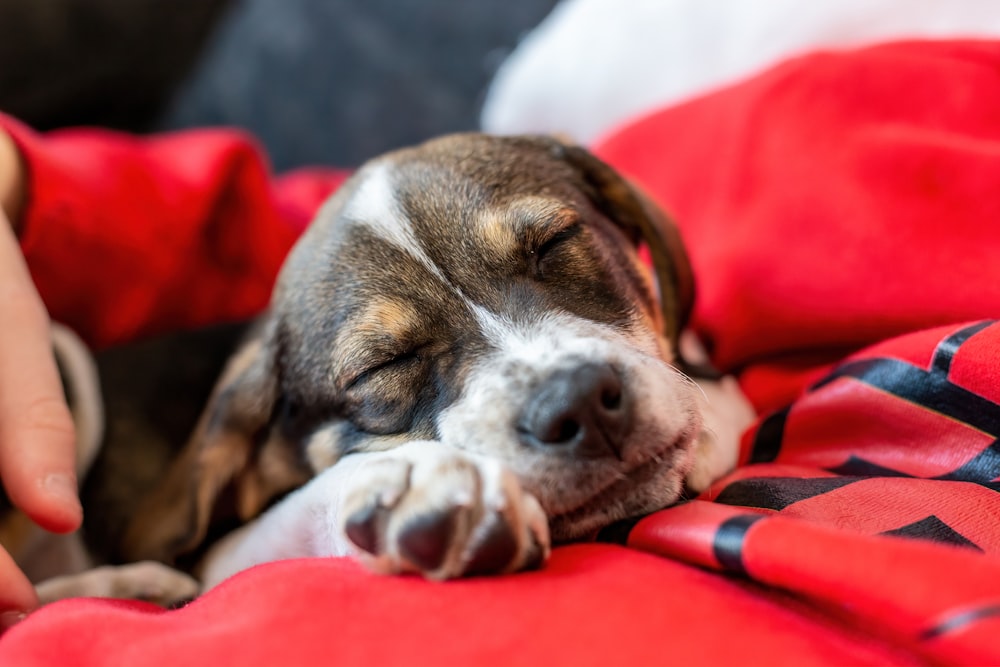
xmin=43 ymin=473 xmax=81 ymax=509
xmin=0 ymin=611 xmax=27 ymax=631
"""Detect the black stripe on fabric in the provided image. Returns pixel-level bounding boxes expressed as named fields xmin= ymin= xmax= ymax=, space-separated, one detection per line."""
xmin=880 ymin=515 xmax=982 ymax=551
xmin=934 ymin=439 xmax=1000 ymax=484
xmin=921 ymin=603 xmax=1000 ymax=641
xmin=712 ymin=514 xmax=765 ymax=576
xmin=812 ymin=358 xmax=1000 ymax=437
xmin=826 ymin=456 xmax=1000 ymax=494
xmin=930 ymin=320 xmax=995 ymax=376
xmin=826 ymin=455 xmax=915 ymax=478
xmin=748 ymin=406 xmax=790 ymax=464
xmin=714 ymin=476 xmax=862 ymax=511
xmin=745 ymin=323 xmax=997 ymax=467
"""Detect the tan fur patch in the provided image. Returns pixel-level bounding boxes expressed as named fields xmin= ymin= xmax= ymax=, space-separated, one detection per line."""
xmin=305 ymin=428 xmax=343 ymax=471
xmin=360 ymin=299 xmax=419 ymax=339
xmin=306 ymin=427 xmax=414 ymax=472
xmin=332 ymin=298 xmax=420 ymax=383
xmin=490 ymin=196 xmax=578 ymax=249
xmin=475 ymin=214 xmax=517 ymax=261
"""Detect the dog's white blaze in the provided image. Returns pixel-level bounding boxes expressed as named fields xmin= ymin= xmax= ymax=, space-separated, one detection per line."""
xmin=346 ymin=163 xmax=446 ymax=282
xmin=469 ymin=303 xmax=661 ymax=363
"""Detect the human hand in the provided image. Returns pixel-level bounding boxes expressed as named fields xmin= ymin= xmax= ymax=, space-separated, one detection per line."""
xmin=0 ymin=129 xmax=82 ymax=623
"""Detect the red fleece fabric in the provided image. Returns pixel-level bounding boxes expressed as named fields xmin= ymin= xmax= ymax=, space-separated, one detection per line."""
xmin=1 ymin=115 xmax=347 ymax=350
xmin=4 ymin=39 xmax=1000 ymax=666
xmin=595 ymin=39 xmax=1000 ymax=414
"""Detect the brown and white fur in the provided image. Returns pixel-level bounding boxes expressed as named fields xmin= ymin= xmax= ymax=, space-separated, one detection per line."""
xmin=5 ymin=134 xmax=754 ymax=602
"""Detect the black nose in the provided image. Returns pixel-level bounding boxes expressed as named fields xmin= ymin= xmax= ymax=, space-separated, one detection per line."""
xmin=518 ymin=363 xmax=631 ymax=459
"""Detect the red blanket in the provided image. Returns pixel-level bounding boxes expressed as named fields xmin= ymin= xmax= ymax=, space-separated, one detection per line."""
xmin=3 ymin=39 xmax=1000 ymax=666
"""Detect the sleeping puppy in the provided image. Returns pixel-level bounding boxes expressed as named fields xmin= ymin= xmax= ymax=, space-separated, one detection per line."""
xmin=140 ymin=133 xmax=751 ymax=587
xmin=6 ymin=134 xmax=753 ymax=600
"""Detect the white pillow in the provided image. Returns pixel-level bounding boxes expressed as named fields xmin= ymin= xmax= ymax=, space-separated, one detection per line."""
xmin=481 ymin=0 xmax=1000 ymax=144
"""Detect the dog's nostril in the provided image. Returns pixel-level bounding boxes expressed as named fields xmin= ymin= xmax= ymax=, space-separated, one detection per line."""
xmin=600 ymin=387 xmax=622 ymax=411
xmin=543 ymin=418 xmax=581 ymax=445
xmin=519 ymin=362 xmax=631 ymax=458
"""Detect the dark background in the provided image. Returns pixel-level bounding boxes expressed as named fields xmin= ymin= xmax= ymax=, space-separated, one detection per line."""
xmin=0 ymin=0 xmax=558 ymax=170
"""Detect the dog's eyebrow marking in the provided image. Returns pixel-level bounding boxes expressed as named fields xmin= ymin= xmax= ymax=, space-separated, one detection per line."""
xmin=356 ymin=298 xmax=420 ymax=341
xmin=476 ymin=215 xmax=517 ymax=261
xmin=477 ymin=197 xmax=578 ymax=259
xmin=344 ymin=162 xmax=446 ymax=282
xmin=475 ymin=207 xmax=519 ymax=260
xmin=331 ymin=297 xmax=421 ymax=380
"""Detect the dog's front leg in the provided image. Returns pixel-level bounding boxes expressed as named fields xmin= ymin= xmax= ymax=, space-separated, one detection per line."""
xmin=199 ymin=441 xmax=549 ymax=590
xmin=197 ymin=450 xmax=371 ymax=590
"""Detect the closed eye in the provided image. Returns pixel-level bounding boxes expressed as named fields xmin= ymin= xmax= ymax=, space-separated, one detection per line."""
xmin=533 ymin=222 xmax=582 ymax=276
xmin=345 ymin=349 xmax=422 ymax=390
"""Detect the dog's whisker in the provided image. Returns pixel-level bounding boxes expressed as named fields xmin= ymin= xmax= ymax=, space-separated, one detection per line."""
xmin=675 ymin=367 xmax=711 ymax=405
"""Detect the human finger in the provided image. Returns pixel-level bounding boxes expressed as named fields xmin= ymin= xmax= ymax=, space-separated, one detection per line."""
xmin=0 ymin=542 xmax=38 ymax=624
xmin=0 ymin=217 xmax=81 ymax=534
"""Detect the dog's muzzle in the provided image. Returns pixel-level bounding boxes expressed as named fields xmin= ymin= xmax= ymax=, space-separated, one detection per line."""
xmin=516 ymin=362 xmax=632 ymax=460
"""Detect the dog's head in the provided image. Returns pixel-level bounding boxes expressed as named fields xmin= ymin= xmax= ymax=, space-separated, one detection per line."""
xmin=123 ymin=134 xmax=700 ymax=562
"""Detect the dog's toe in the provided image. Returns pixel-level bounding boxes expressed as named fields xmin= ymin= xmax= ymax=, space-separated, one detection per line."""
xmin=386 ymin=455 xmax=480 ymax=578
xmin=397 ymin=506 xmax=462 ymax=572
xmin=343 ymin=457 xmax=412 ymax=556
xmin=464 ymin=464 xmax=550 ymax=575
xmin=464 ymin=511 xmax=519 ymax=575
xmin=344 ymin=502 xmax=387 ymax=555
xmin=519 ymin=495 xmax=551 ymax=571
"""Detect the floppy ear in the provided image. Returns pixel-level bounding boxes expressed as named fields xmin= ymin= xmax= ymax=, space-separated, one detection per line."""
xmin=553 ymin=140 xmax=695 ymax=356
xmin=120 ymin=321 xmax=310 ymax=565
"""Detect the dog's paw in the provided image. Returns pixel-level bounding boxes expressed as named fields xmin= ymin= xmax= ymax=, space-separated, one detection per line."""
xmin=36 ymin=561 xmax=200 ymax=607
xmin=341 ymin=445 xmax=550 ymax=579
